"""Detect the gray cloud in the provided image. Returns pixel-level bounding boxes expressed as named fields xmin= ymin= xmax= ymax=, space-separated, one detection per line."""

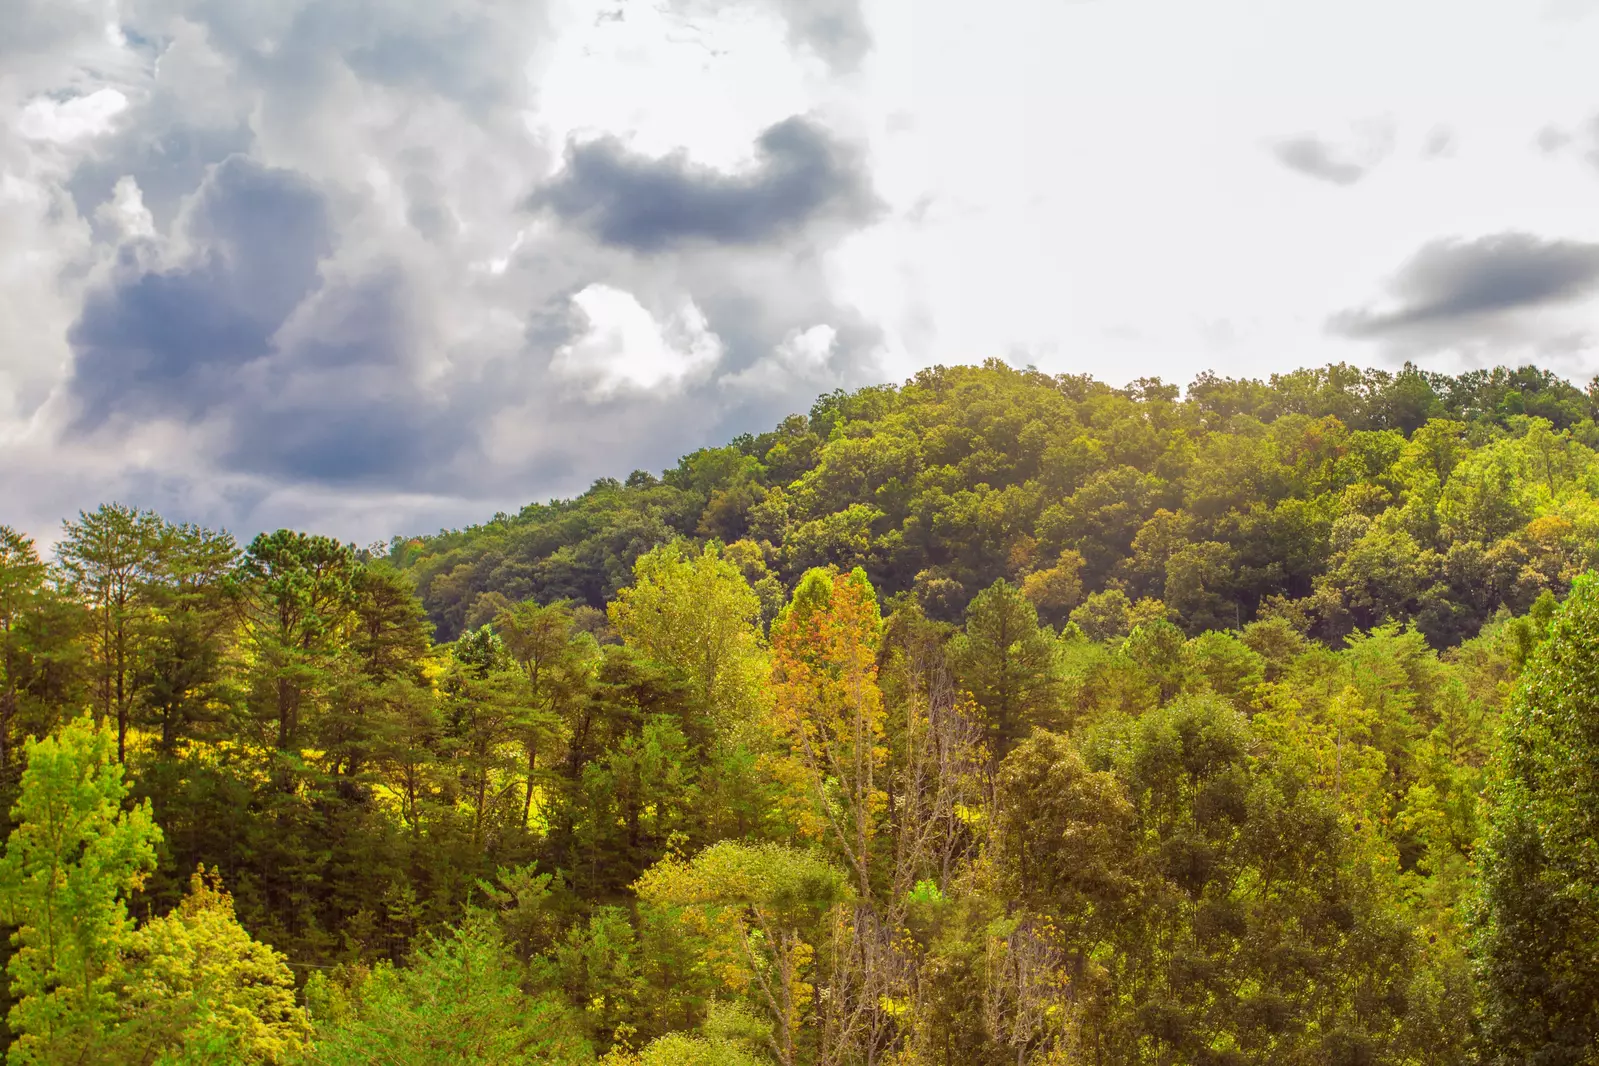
xmin=1269 ymin=122 xmax=1395 ymax=186
xmin=68 ymin=155 xmax=333 ymax=425
xmin=70 ymin=122 xmax=258 ymax=237
xmin=1270 ymin=136 xmax=1370 ymax=185
xmin=527 ymin=116 xmax=880 ymax=252
xmin=0 ymin=0 xmax=113 ymax=73
xmin=670 ymin=0 xmax=871 ymax=73
xmin=1329 ymin=232 xmax=1599 ymax=338
xmin=4 ymin=0 xmax=889 ymax=543
xmin=1537 ymin=124 xmax=1572 ymax=154
xmin=772 ymin=0 xmax=871 ymax=72
xmin=1422 ymin=126 xmax=1456 ymax=158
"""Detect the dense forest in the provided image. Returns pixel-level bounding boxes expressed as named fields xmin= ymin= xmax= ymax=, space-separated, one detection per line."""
xmin=1 ymin=359 xmax=1598 ymax=1063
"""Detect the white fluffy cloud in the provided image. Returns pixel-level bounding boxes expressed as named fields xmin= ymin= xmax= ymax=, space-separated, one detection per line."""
xmin=552 ymin=285 xmax=724 ymax=395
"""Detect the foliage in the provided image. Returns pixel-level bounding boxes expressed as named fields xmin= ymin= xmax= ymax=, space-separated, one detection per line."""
xmin=304 ymin=911 xmax=590 ymax=1064
xmin=0 ymin=714 xmax=160 ymax=1062
xmin=1472 ymin=574 xmax=1599 ymax=1065
xmin=3 ymin=359 xmax=1598 ymax=1064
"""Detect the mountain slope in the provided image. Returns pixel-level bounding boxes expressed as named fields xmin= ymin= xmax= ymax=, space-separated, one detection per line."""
xmin=398 ymin=359 xmax=1599 ymax=645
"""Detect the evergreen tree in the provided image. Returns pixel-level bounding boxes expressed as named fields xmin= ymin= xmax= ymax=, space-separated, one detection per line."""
xmin=56 ymin=505 xmax=162 ymax=763
xmin=304 ymin=911 xmax=590 ymax=1065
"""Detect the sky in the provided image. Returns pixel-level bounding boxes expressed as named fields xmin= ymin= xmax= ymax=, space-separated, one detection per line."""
xmin=6 ymin=0 xmax=1599 ymax=547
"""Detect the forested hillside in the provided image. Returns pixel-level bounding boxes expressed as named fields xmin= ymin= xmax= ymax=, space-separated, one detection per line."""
xmin=400 ymin=360 xmax=1599 ymax=648
xmin=0 ymin=360 xmax=1597 ymax=1064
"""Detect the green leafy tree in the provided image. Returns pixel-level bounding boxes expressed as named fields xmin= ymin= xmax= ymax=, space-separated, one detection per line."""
xmin=138 ymin=522 xmax=239 ymax=754
xmin=1473 ymin=572 xmax=1599 ymax=1064
xmin=949 ymin=579 xmax=1060 ymax=757
xmin=608 ymin=543 xmax=767 ymax=725
xmin=0 ymin=530 xmax=81 ymax=788
xmin=635 ymin=1001 xmax=773 ymax=1066
xmin=0 ymin=714 xmax=161 ymax=1062
xmin=636 ymin=842 xmax=850 ymax=1066
xmin=496 ymin=599 xmax=588 ymax=831
xmin=116 ymin=868 xmax=310 ymax=1064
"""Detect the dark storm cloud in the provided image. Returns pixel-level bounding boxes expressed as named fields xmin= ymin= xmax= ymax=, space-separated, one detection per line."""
xmin=1329 ymin=233 xmax=1599 ymax=337
xmin=68 ymin=167 xmax=479 ymax=489
xmin=222 ymin=292 xmax=457 ymax=482
xmin=68 ymin=155 xmax=332 ymax=423
xmin=527 ymin=116 xmax=880 ymax=252
xmin=220 ymin=268 xmax=470 ymax=489
xmin=1269 ymin=136 xmax=1370 ymax=185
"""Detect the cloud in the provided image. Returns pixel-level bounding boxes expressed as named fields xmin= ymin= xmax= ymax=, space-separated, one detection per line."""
xmin=1268 ymin=123 xmax=1394 ymax=186
xmin=550 ymin=285 xmax=724 ymax=395
xmin=1329 ymin=232 xmax=1599 ymax=338
xmin=18 ymin=89 xmax=130 ymax=143
xmin=671 ymin=0 xmax=872 ymax=72
xmin=1422 ymin=125 xmax=1455 ymax=158
xmin=1536 ymin=124 xmax=1572 ymax=153
xmin=769 ymin=0 xmax=872 ymax=72
xmin=1270 ymin=136 xmax=1369 ymax=185
xmin=527 ymin=115 xmax=880 ymax=252
xmin=67 ymin=156 xmax=333 ymax=426
xmin=0 ymin=0 xmax=892 ymax=543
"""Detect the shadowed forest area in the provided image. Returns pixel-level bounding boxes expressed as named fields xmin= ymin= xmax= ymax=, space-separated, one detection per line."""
xmin=2 ymin=360 xmax=1598 ymax=1064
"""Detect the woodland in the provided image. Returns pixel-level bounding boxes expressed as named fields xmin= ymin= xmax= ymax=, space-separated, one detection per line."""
xmin=1 ymin=359 xmax=1598 ymax=1064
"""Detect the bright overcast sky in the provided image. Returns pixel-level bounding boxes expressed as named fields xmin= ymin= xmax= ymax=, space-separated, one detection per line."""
xmin=5 ymin=0 xmax=1599 ymax=544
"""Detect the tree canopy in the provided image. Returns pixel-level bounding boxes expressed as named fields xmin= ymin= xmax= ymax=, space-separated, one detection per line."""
xmin=0 ymin=359 xmax=1595 ymax=1064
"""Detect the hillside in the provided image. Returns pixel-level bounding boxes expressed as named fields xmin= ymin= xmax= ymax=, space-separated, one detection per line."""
xmin=400 ymin=359 xmax=1599 ymax=646
xmin=0 ymin=359 xmax=1597 ymax=1062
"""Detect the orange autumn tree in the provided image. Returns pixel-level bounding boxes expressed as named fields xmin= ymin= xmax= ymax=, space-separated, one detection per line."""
xmin=769 ymin=567 xmax=887 ymax=899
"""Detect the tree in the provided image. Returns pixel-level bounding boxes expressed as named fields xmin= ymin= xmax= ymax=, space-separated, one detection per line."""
xmin=993 ymin=731 xmax=1134 ymax=946
xmin=949 ymin=580 xmax=1060 ymax=758
xmin=116 ymin=868 xmax=310 ymax=1064
xmin=1068 ymin=589 xmax=1133 ymax=643
xmin=139 ymin=522 xmax=239 ymax=754
xmin=496 ymin=600 xmax=587 ymax=831
xmin=1018 ymin=549 xmax=1085 ymax=626
xmin=636 ymin=842 xmax=850 ymax=1066
xmin=0 ymin=714 xmax=161 ymax=1062
xmin=1473 ymin=571 xmax=1599 ymax=1064
xmin=440 ymin=653 xmax=528 ymax=847
xmin=305 ymin=911 xmax=590 ymax=1065
xmin=0 ymin=530 xmax=81 ymax=789
xmin=349 ymin=562 xmax=433 ymax=684
xmin=56 ymin=504 xmax=161 ymax=762
xmin=0 ymin=530 xmax=49 ymax=779
xmin=770 ymin=568 xmax=886 ymax=898
xmin=239 ymin=531 xmax=358 ymax=754
xmin=608 ymin=543 xmax=767 ymax=725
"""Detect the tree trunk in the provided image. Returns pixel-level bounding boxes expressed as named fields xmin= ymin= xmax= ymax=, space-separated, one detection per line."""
xmin=115 ymin=634 xmax=126 ymax=763
xmin=522 ymin=746 xmax=537 ymax=829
